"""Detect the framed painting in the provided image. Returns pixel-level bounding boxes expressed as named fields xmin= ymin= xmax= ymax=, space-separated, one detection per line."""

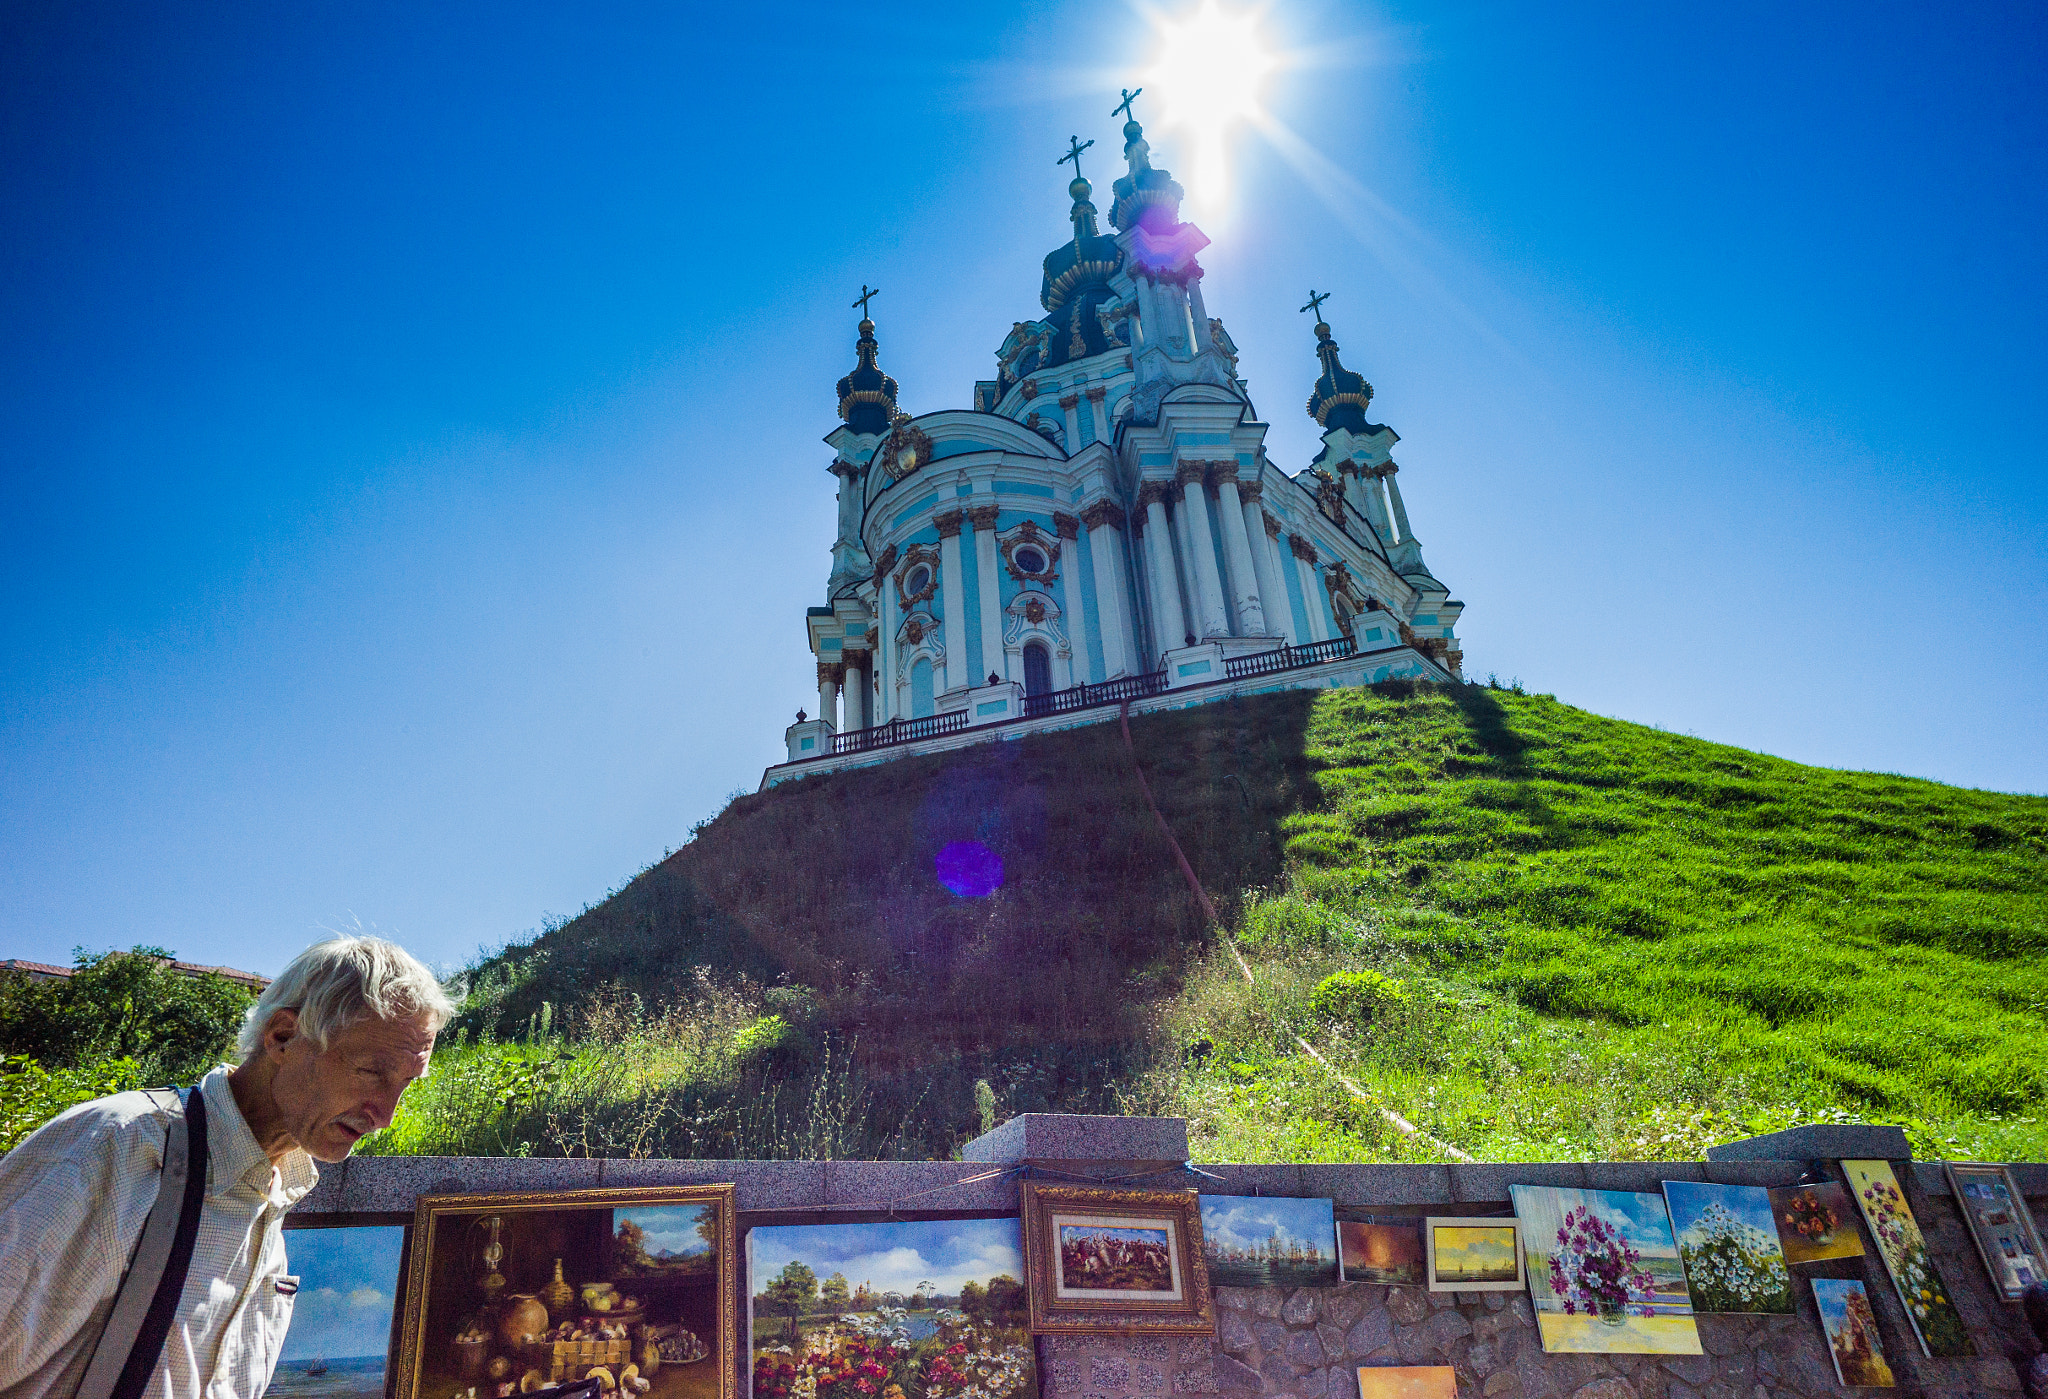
xmin=1199 ymin=1195 xmax=1340 ymax=1289
xmin=1019 ymin=1184 xmax=1214 ymax=1334
xmin=1422 ymin=1217 xmax=1524 ymax=1293
xmin=1355 ymin=1368 xmax=1456 ymax=1399
xmin=396 ymin=1186 xmax=738 ymax=1399
xmin=1811 ymin=1279 xmax=1894 ymax=1388
xmin=1339 ymin=1220 xmax=1426 ymax=1287
xmin=1508 ymin=1186 xmax=1701 ymax=1355
xmin=745 ymin=1217 xmax=1037 ymax=1399
xmin=1945 ymin=1162 xmax=2047 ymax=1301
xmin=1764 ymin=1183 xmax=1865 ymax=1264
xmin=1841 ymin=1160 xmax=1972 ymax=1358
xmin=1659 ymin=1182 xmax=1793 ymax=1314
xmin=270 ymin=1222 xmax=409 ymax=1399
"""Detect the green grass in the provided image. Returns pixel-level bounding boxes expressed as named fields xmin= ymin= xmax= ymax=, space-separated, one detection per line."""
xmin=1123 ymin=682 xmax=2048 ymax=1162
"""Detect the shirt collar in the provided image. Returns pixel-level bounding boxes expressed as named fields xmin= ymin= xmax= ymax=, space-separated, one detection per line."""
xmin=200 ymin=1065 xmax=319 ymax=1205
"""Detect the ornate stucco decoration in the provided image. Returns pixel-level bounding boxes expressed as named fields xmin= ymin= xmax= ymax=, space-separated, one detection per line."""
xmin=1052 ymin=511 xmax=1081 ymax=540
xmin=966 ymin=504 xmax=1002 ymax=532
xmin=933 ymin=509 xmax=966 ymax=539
xmin=1288 ymin=533 xmax=1319 ymax=563
xmin=999 ymin=520 xmax=1061 ymax=583
xmin=880 ymin=424 xmax=933 ymax=483
xmin=1003 ymin=589 xmax=1070 ymax=652
xmin=1079 ymin=499 xmax=1126 ymax=531
xmin=1314 ymin=471 xmax=1347 ymax=526
xmin=894 ymin=543 xmax=941 ymax=609
xmin=870 ymin=544 xmax=900 ymax=588
xmin=895 ymin=611 xmax=944 ymax=671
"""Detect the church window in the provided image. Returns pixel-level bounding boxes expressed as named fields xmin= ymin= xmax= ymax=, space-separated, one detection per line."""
xmin=1013 ymin=546 xmax=1048 ymax=575
xmin=905 ymin=563 xmax=931 ymax=596
xmin=1022 ymin=642 xmax=1052 ymax=698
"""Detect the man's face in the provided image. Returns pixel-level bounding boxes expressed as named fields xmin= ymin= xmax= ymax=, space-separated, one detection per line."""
xmin=267 ymin=1009 xmax=437 ymax=1162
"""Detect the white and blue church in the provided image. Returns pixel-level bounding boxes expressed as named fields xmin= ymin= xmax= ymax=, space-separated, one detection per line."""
xmin=771 ymin=105 xmax=1463 ymax=784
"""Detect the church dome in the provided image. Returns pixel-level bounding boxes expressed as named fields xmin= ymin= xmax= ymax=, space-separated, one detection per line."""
xmin=1306 ymin=319 xmax=1374 ymax=433
xmin=836 ymin=315 xmax=900 ymax=436
xmin=1109 ymin=117 xmax=1185 ymax=233
xmin=1036 ymin=166 xmax=1123 ymax=370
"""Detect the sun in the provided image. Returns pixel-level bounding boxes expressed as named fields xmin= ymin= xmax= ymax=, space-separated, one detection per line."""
xmin=1146 ymin=1 xmax=1274 ymax=204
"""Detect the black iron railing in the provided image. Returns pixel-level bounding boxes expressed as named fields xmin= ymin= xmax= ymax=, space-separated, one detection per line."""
xmin=832 ymin=709 xmax=968 ymax=754
xmin=1022 ymin=669 xmax=1168 ymax=718
xmin=1224 ymin=635 xmax=1358 ymax=680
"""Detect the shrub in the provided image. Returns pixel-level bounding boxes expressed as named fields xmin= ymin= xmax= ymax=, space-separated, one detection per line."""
xmin=1307 ymin=970 xmax=1409 ymax=1029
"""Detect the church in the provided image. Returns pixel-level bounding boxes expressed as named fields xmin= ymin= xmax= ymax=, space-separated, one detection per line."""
xmin=770 ymin=101 xmax=1463 ymax=784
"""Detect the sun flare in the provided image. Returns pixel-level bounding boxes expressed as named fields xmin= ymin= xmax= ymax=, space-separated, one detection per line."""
xmin=1146 ymin=1 xmax=1274 ymax=204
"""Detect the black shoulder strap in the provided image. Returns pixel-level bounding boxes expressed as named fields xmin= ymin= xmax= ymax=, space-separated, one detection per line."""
xmin=106 ymin=1085 xmax=209 ymax=1399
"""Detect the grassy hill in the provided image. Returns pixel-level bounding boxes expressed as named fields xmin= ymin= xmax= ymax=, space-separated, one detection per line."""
xmin=372 ymin=681 xmax=2048 ymax=1163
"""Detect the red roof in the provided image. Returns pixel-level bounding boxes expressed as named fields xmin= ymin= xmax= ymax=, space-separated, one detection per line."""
xmin=1 ymin=956 xmax=268 ymax=989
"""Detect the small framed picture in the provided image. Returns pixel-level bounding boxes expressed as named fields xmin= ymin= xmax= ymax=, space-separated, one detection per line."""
xmin=1945 ymin=1162 xmax=2048 ymax=1301
xmin=1421 ymin=1217 xmax=1525 ymax=1293
xmin=1811 ymin=1279 xmax=1895 ymax=1387
xmin=1019 ymin=1184 xmax=1215 ymax=1334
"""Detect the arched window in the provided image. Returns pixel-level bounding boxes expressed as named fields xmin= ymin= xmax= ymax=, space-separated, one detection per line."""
xmin=1022 ymin=641 xmax=1052 ymax=698
xmin=911 ymin=657 xmax=935 ymax=718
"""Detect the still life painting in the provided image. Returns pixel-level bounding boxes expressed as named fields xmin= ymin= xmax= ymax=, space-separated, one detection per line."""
xmin=396 ymin=1186 xmax=736 ymax=1399
xmin=1945 ymin=1162 xmax=2046 ymax=1301
xmin=1339 ymin=1220 xmax=1426 ymax=1286
xmin=1199 ymin=1196 xmax=1340 ymax=1289
xmin=269 ymin=1224 xmax=407 ymax=1399
xmin=1421 ymin=1218 xmax=1522 ymax=1293
xmin=1841 ymin=1160 xmax=1972 ymax=1359
xmin=1659 ymin=1182 xmax=1793 ymax=1314
xmin=1354 ymin=1367 xmax=1456 ymax=1399
xmin=1764 ymin=1184 xmax=1865 ymax=1264
xmin=745 ymin=1218 xmax=1037 ymax=1399
xmin=1019 ymin=1184 xmax=1213 ymax=1334
xmin=1811 ymin=1279 xmax=1895 ymax=1388
xmin=1509 ymin=1186 xmax=1701 ymax=1355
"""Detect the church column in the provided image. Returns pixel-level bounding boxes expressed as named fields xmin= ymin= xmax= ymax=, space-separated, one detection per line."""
xmin=1381 ymin=463 xmax=1416 ymax=543
xmin=935 ymin=510 xmax=968 ymax=693
xmin=1237 ymin=482 xmax=1289 ymax=643
xmin=1289 ymin=534 xmax=1332 ymax=642
xmin=1352 ymin=465 xmax=1395 ymax=544
xmin=874 ymin=580 xmax=896 ymax=722
xmin=1138 ymin=481 xmax=1186 ymax=660
xmin=1082 ymin=500 xmax=1135 ymax=677
xmin=816 ymin=662 xmax=842 ymax=731
xmin=843 ymin=651 xmax=869 ymax=731
xmin=1058 ymin=393 xmax=1082 ymax=445
xmin=1185 ymin=276 xmax=1210 ymax=345
xmin=1084 ymin=386 xmax=1110 ymax=442
xmin=969 ymin=504 xmax=1005 ymax=682
xmin=1175 ymin=461 xmax=1231 ymax=637
xmin=1212 ymin=462 xmax=1269 ymax=636
xmin=1052 ymin=513 xmax=1088 ymax=684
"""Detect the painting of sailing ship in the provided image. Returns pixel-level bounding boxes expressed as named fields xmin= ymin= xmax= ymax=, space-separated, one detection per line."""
xmin=1199 ymin=1196 xmax=1340 ymax=1289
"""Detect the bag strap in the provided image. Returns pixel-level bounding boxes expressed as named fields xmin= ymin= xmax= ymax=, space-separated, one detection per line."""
xmin=74 ymin=1085 xmax=210 ymax=1399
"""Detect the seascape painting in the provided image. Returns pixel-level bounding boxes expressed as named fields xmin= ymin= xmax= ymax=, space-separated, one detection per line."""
xmin=1660 ymin=1183 xmax=1792 ymax=1314
xmin=1811 ymin=1279 xmax=1894 ymax=1388
xmin=1764 ymin=1184 xmax=1865 ymax=1264
xmin=746 ymin=1218 xmax=1037 ymax=1399
xmin=270 ymin=1225 xmax=405 ymax=1399
xmin=1339 ymin=1220 xmax=1426 ymax=1287
xmin=1842 ymin=1160 xmax=1972 ymax=1358
xmin=1423 ymin=1220 xmax=1522 ymax=1291
xmin=1510 ymin=1186 xmax=1701 ymax=1355
xmin=1200 ymin=1196 xmax=1340 ymax=1288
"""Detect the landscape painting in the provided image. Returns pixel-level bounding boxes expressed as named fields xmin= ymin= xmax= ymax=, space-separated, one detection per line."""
xmin=1355 ymin=1367 xmax=1457 ymax=1399
xmin=1423 ymin=1219 xmax=1522 ymax=1292
xmin=1764 ymin=1184 xmax=1865 ymax=1264
xmin=746 ymin=1218 xmax=1036 ymax=1399
xmin=1811 ymin=1279 xmax=1894 ymax=1388
xmin=1510 ymin=1186 xmax=1701 ymax=1355
xmin=1842 ymin=1160 xmax=1972 ymax=1358
xmin=1200 ymin=1196 xmax=1340 ymax=1288
xmin=1660 ymin=1182 xmax=1792 ymax=1314
xmin=270 ymin=1224 xmax=406 ymax=1399
xmin=615 ymin=1204 xmax=717 ymax=1279
xmin=1339 ymin=1220 xmax=1426 ymax=1286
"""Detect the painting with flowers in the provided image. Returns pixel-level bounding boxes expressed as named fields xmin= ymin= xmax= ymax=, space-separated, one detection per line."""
xmin=746 ymin=1219 xmax=1037 ymax=1399
xmin=1764 ymin=1183 xmax=1865 ymax=1264
xmin=1659 ymin=1183 xmax=1793 ymax=1315
xmin=1841 ymin=1160 xmax=1973 ymax=1359
xmin=1510 ymin=1185 xmax=1701 ymax=1355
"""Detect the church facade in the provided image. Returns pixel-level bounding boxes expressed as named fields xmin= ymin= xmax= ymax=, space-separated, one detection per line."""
xmin=770 ymin=107 xmax=1463 ymax=785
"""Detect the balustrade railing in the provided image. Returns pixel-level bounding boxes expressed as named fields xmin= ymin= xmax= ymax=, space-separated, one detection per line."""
xmin=1223 ymin=635 xmax=1358 ymax=680
xmin=832 ymin=709 xmax=967 ymax=754
xmin=1022 ymin=669 xmax=1168 ymax=718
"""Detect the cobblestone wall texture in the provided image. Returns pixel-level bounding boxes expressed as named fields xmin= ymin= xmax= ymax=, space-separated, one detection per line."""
xmin=1040 ymin=1193 xmax=2045 ymax=1399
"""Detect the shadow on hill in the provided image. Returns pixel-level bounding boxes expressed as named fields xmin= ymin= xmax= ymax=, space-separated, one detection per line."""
xmin=458 ymin=691 xmax=1321 ymax=1153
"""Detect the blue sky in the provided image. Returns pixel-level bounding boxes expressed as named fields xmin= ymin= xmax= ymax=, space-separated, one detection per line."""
xmin=747 ymin=1219 xmax=1024 ymax=1298
xmin=277 ymin=1225 xmax=404 ymax=1361
xmin=2 ymin=1 xmax=2042 ymax=978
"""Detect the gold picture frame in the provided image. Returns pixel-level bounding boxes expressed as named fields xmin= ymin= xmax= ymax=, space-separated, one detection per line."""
xmin=1019 ymin=1184 xmax=1215 ymax=1334
xmin=1944 ymin=1161 xmax=2047 ymax=1302
xmin=396 ymin=1186 xmax=738 ymax=1399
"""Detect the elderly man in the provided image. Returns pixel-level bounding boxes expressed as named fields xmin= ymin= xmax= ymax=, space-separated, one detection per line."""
xmin=0 ymin=934 xmax=455 ymax=1399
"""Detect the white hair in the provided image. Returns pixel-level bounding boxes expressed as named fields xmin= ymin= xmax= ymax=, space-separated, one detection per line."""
xmin=238 ymin=934 xmax=457 ymax=1061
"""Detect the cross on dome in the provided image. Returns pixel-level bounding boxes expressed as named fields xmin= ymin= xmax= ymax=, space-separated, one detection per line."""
xmin=1113 ymin=88 xmax=1142 ymax=123
xmin=1057 ymin=135 xmax=1095 ymax=184
xmin=852 ymin=284 xmax=880 ymax=319
xmin=1300 ymin=289 xmax=1332 ymax=325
